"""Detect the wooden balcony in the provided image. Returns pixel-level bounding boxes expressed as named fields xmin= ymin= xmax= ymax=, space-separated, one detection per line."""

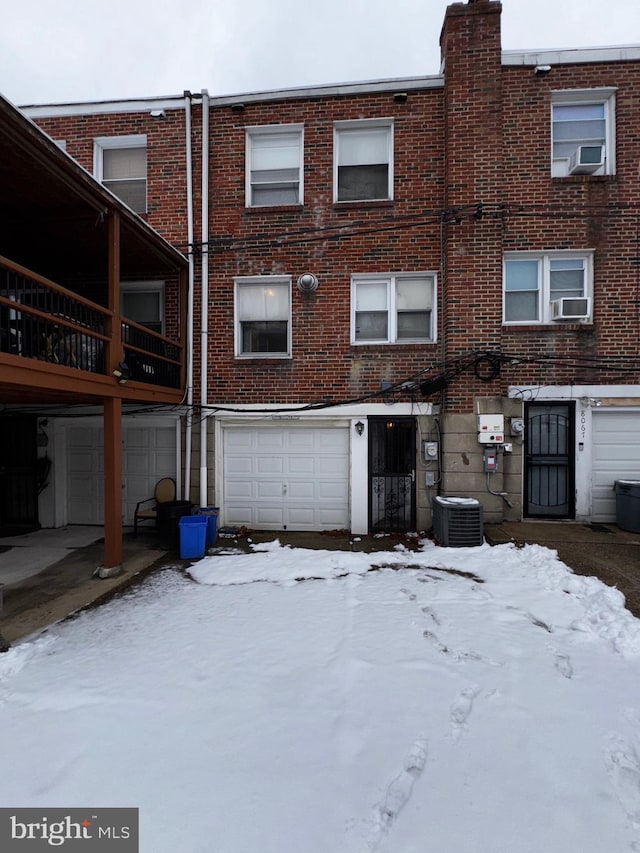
xmin=0 ymin=92 xmax=189 ymax=570
xmin=0 ymin=255 xmax=185 ymax=405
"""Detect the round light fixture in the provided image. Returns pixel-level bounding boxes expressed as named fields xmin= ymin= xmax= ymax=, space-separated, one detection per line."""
xmin=297 ymin=273 xmax=319 ymax=293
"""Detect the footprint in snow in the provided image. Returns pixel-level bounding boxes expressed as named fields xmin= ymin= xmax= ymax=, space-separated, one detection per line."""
xmin=554 ymin=653 xmax=573 ymax=679
xmin=606 ymin=737 xmax=640 ymax=826
xmin=374 ymin=738 xmax=428 ymax=836
xmin=450 ymin=685 xmax=481 ymax=731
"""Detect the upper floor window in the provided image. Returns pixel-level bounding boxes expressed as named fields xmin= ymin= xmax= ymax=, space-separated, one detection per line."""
xmin=334 ymin=120 xmax=393 ymax=202
xmin=120 ymin=281 xmax=164 ymax=334
xmin=551 ymin=89 xmax=616 ymax=177
xmin=503 ymin=251 xmax=593 ymax=324
xmin=351 ymin=273 xmax=435 ymax=344
xmin=246 ymin=126 xmax=303 ymax=207
xmin=94 ymin=135 xmax=147 ymax=213
xmin=234 ymin=276 xmax=291 ymax=358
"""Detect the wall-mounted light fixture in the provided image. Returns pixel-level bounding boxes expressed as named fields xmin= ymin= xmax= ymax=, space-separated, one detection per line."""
xmin=297 ymin=272 xmax=319 ymax=293
xmin=354 ymin=421 xmax=365 ymax=436
xmin=150 ymin=109 xmax=166 ymax=118
xmin=393 ymin=92 xmax=408 ymax=104
xmin=231 ymin=102 xmax=246 ymax=111
xmin=112 ymin=362 xmax=130 ymax=385
xmin=534 ymin=65 xmax=551 ymax=76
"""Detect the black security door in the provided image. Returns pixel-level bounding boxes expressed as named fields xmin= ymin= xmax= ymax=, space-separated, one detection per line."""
xmin=0 ymin=416 xmax=39 ymax=535
xmin=369 ymin=418 xmax=416 ymax=532
xmin=524 ymin=403 xmax=574 ymax=518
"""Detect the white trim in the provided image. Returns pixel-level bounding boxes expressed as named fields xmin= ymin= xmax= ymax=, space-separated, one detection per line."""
xmin=245 ymin=124 xmax=304 ymax=208
xmin=233 ymin=275 xmax=292 ymax=359
xmin=93 ymin=134 xmax=148 ymax=213
xmin=503 ymin=250 xmax=594 ymax=325
xmin=333 ymin=118 xmax=394 ymax=203
xmin=21 ymin=77 xmax=443 ymax=118
xmin=503 ymin=47 xmax=640 ymax=66
xmin=551 ymin=89 xmax=616 ymax=176
xmin=510 ymin=385 xmax=640 ymax=521
xmin=351 ymin=272 xmax=437 ymax=344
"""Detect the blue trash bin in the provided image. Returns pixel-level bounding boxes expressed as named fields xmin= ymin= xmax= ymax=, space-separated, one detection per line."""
xmin=197 ymin=507 xmax=219 ymax=547
xmin=179 ymin=515 xmax=208 ymax=559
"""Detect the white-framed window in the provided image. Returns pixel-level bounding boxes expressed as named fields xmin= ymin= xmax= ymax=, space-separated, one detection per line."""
xmin=234 ymin=276 xmax=292 ymax=358
xmin=245 ymin=125 xmax=303 ymax=207
xmin=334 ymin=120 xmax=393 ymax=203
xmin=94 ymin=135 xmax=147 ymax=213
xmin=551 ymin=89 xmax=616 ymax=177
xmin=120 ymin=281 xmax=164 ymax=334
xmin=503 ymin=251 xmax=593 ymax=324
xmin=351 ymin=273 xmax=435 ymax=344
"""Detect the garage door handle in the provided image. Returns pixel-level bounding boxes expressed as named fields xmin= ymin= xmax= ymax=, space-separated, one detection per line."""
xmin=283 ymin=484 xmax=288 ymax=495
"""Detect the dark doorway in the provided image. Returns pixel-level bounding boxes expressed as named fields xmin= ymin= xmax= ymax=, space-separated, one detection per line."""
xmin=524 ymin=402 xmax=575 ymax=518
xmin=369 ymin=417 xmax=416 ymax=532
xmin=0 ymin=415 xmax=40 ymax=535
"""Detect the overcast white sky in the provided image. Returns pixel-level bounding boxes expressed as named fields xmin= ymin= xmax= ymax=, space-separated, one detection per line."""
xmin=2 ymin=0 xmax=640 ymax=107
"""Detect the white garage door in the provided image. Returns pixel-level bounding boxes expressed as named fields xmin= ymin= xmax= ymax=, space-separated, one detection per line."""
xmin=224 ymin=426 xmax=350 ymax=531
xmin=66 ymin=420 xmax=178 ymax=525
xmin=592 ymin=410 xmax=640 ymax=521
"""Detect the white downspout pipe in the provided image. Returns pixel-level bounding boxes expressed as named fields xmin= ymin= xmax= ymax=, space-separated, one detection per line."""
xmin=183 ymin=91 xmax=195 ymax=501
xmin=199 ymin=89 xmax=210 ymax=508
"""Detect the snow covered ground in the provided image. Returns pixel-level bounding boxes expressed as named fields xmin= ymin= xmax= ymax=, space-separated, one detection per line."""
xmin=1 ymin=538 xmax=640 ymax=853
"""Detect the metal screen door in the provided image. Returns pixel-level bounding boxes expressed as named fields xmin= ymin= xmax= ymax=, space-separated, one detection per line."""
xmin=369 ymin=418 xmax=416 ymax=532
xmin=525 ymin=403 xmax=574 ymax=518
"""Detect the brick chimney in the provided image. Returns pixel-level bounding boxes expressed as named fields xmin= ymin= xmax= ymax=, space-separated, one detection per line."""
xmin=439 ymin=0 xmax=504 ymax=406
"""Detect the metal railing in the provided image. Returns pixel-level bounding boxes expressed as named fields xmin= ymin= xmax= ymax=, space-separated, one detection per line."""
xmin=0 ymin=256 xmax=182 ymax=390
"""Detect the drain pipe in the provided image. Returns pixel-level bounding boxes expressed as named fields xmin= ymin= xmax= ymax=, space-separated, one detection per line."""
xmin=199 ymin=89 xmax=210 ymax=508
xmin=183 ymin=91 xmax=195 ymax=501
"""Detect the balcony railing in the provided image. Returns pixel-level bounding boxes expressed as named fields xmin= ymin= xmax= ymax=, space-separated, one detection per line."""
xmin=0 ymin=257 xmax=182 ymax=390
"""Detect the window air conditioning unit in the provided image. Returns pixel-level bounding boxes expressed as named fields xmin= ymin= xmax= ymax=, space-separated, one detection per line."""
xmin=432 ymin=496 xmax=484 ymax=547
xmin=568 ymin=145 xmax=604 ymax=175
xmin=551 ymin=297 xmax=591 ymax=320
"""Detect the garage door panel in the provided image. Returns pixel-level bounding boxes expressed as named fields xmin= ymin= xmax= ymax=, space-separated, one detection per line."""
xmin=287 ymin=457 xmax=316 ymax=476
xmin=288 ymin=482 xmax=315 ymax=499
xmin=67 ymin=420 xmax=177 ymax=525
xmin=592 ymin=411 xmax=640 ymax=522
xmin=227 ymin=456 xmax=253 ymax=475
xmin=226 ymin=481 xmax=254 ymax=499
xmin=256 ymin=480 xmax=284 ymax=499
xmin=223 ymin=426 xmax=349 ymax=531
xmin=287 ymin=507 xmax=315 ymax=526
xmin=256 ymin=507 xmax=285 ymax=526
xmin=257 ymin=431 xmax=286 ymax=451
xmin=257 ymin=457 xmax=284 ymax=474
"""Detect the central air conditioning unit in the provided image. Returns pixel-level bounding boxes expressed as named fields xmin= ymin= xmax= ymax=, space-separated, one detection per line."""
xmin=551 ymin=297 xmax=591 ymax=320
xmin=569 ymin=144 xmax=604 ymax=175
xmin=432 ymin=496 xmax=484 ymax=547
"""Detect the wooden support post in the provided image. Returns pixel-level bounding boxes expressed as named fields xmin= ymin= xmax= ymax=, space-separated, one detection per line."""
xmin=102 ymin=396 xmax=123 ymax=573
xmin=100 ymin=210 xmax=124 ymax=576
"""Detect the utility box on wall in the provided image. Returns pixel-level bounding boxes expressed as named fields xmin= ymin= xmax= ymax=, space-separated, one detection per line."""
xmin=477 ymin=414 xmax=504 ymax=444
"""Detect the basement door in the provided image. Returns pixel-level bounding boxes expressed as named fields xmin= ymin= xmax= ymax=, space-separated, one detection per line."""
xmin=524 ymin=402 xmax=575 ymax=518
xmin=369 ymin=417 xmax=416 ymax=532
xmin=223 ymin=425 xmax=350 ymax=531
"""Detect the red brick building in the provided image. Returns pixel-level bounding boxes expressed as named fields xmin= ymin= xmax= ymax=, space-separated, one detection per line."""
xmin=20 ymin=0 xmax=640 ymax=535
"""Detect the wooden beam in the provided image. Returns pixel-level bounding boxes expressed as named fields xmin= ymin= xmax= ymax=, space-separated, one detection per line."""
xmin=102 ymin=212 xmax=123 ymax=574
xmin=103 ymin=397 xmax=123 ymax=572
